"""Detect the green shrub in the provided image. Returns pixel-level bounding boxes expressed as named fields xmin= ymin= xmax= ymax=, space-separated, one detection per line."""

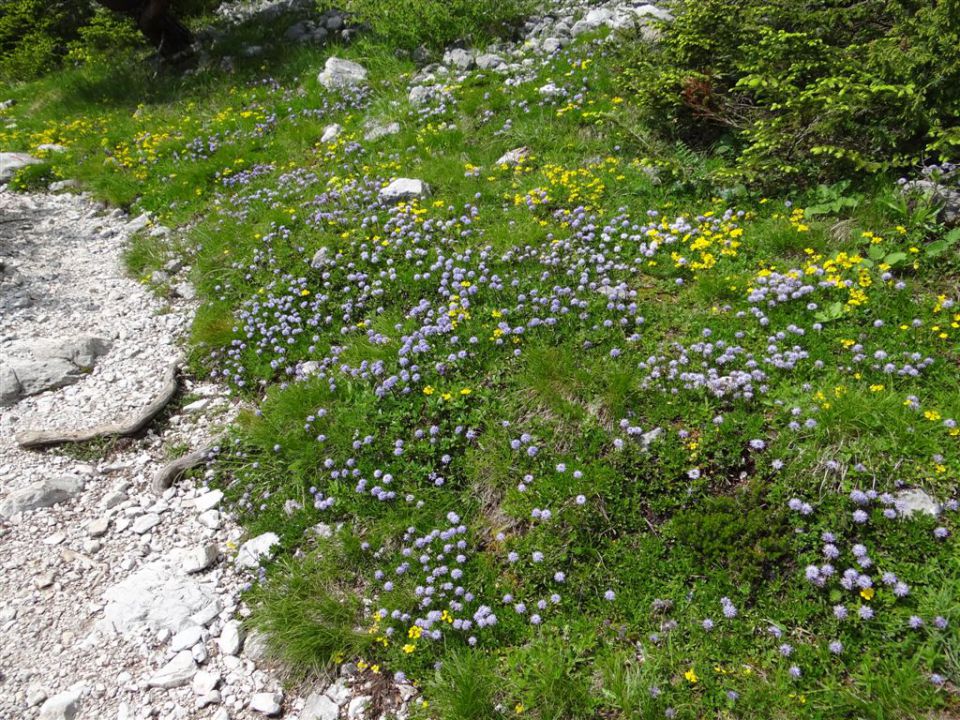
xmin=620 ymin=0 xmax=960 ymax=188
xmin=8 ymin=161 xmax=56 ymax=191
xmin=0 ymin=0 xmax=92 ymax=80
xmin=320 ymin=0 xmax=534 ymax=51
xmin=668 ymin=487 xmax=792 ymax=586
xmin=0 ymin=0 xmax=217 ymax=81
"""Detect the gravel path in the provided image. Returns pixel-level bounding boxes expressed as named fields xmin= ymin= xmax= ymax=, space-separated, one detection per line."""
xmin=0 ymin=189 xmax=292 ymax=720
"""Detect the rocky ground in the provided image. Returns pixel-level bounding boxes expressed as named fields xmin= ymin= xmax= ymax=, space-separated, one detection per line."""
xmin=0 ymin=189 xmax=304 ymax=720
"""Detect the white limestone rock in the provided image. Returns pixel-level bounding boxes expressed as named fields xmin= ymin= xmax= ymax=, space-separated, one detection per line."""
xmin=379 ymin=178 xmax=430 ymax=204
xmin=318 ymin=57 xmax=367 ymax=90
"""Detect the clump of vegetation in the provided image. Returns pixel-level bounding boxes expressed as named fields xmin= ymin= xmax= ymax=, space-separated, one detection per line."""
xmin=620 ymin=0 xmax=960 ymax=188
xmin=669 ymin=487 xmax=792 ymax=585
xmin=0 ymin=0 xmax=216 ymax=81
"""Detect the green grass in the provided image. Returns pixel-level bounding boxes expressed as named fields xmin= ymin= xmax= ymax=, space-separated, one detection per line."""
xmin=2 ymin=5 xmax=959 ymax=719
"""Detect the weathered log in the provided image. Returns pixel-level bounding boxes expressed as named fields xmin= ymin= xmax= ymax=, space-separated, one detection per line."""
xmin=16 ymin=363 xmax=180 ymax=449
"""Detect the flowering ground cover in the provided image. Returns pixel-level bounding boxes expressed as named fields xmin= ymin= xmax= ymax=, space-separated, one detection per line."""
xmin=2 ymin=7 xmax=958 ymax=719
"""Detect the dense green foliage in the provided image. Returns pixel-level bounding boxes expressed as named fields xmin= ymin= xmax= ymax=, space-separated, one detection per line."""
xmin=621 ymin=0 xmax=960 ymax=187
xmin=0 ymin=0 xmax=217 ymax=81
xmin=669 ymin=488 xmax=792 ymax=585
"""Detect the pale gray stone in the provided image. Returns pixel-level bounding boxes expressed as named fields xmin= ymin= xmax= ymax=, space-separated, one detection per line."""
xmin=87 ymin=517 xmax=110 ymax=537
xmin=408 ymin=86 xmax=433 ymax=106
xmin=364 ymin=120 xmax=401 ymax=141
xmin=443 ymin=48 xmax=475 ymax=70
xmin=347 ymin=695 xmax=371 ymax=719
xmin=235 ymin=532 xmax=279 ymax=568
xmin=250 ymin=691 xmax=282 ymax=716
xmin=171 ymin=625 xmax=203 ymax=652
xmin=27 ymin=683 xmax=49 ymax=707
xmin=302 ymin=691 xmax=339 ymax=720
xmin=183 ymin=543 xmax=219 ymax=574
xmin=1 ymin=475 xmax=84 ymax=518
xmin=379 ymin=178 xmax=430 ymax=204
xmin=496 ymin=147 xmax=530 ymax=166
xmin=244 ymin=629 xmax=269 ymax=661
xmin=49 ymin=179 xmax=79 ymax=192
xmin=320 ymin=124 xmax=341 ymax=143
xmin=198 ymin=509 xmax=221 ymax=529
xmin=218 ymin=620 xmax=245 ymax=656
xmin=0 ymin=152 xmax=40 ymax=183
xmin=147 ymin=651 xmax=197 ymax=689
xmin=193 ymin=670 xmax=221 ymax=696
xmin=101 ymin=490 xmax=127 ymax=509
xmin=38 ymin=690 xmax=80 ymax=720
xmin=318 ymin=57 xmax=367 ymax=90
xmin=193 ymin=489 xmax=223 ymax=512
xmin=182 ymin=398 xmax=211 ymax=414
xmin=197 ymin=690 xmax=222 ymax=708
xmin=101 ymin=554 xmax=218 ymax=636
xmin=476 ymin=53 xmax=505 ymax=70
xmin=131 ymin=513 xmax=161 ymax=534
xmin=1 ymin=358 xmax=81 ymax=404
xmin=894 ymin=489 xmax=940 ymax=518
xmin=311 ymin=246 xmax=331 ymax=269
xmin=641 ymin=427 xmax=663 ymax=448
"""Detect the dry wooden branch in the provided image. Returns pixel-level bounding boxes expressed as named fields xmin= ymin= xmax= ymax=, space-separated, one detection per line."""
xmin=151 ymin=443 xmax=216 ymax=493
xmin=16 ymin=363 xmax=180 ymax=449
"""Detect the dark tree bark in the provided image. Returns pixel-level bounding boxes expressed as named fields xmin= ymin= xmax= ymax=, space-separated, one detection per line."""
xmin=96 ymin=0 xmax=193 ymax=58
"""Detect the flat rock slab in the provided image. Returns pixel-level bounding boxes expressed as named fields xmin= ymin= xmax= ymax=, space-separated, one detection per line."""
xmin=0 ymin=475 xmax=84 ymax=518
xmin=100 ymin=552 xmax=219 ymax=636
xmin=1 ymin=335 xmax=111 ymax=406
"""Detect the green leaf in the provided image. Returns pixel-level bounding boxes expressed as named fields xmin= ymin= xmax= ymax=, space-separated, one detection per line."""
xmin=814 ymin=301 xmax=844 ymax=323
xmin=924 ymin=230 xmax=960 ymax=257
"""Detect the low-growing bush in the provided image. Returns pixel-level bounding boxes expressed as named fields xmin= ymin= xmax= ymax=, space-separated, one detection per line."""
xmin=620 ymin=0 xmax=960 ymax=188
xmin=668 ymin=487 xmax=792 ymax=586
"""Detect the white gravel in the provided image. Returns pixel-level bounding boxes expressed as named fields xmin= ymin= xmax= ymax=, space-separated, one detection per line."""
xmin=0 ymin=189 xmax=292 ymax=720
